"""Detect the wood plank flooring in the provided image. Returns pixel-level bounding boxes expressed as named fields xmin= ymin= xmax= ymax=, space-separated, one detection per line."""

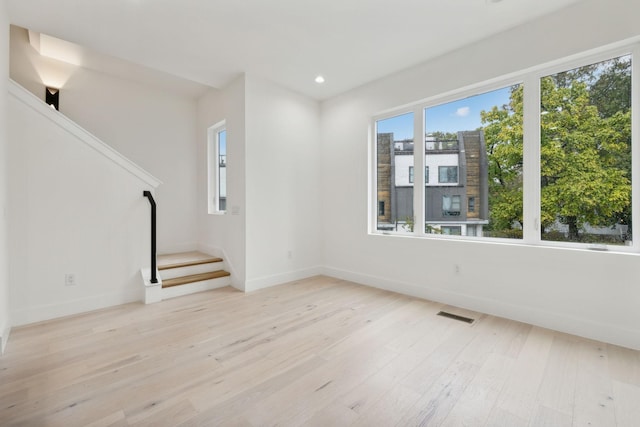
xmin=162 ymin=271 xmax=231 ymax=289
xmin=157 ymin=252 xmax=222 ymax=270
xmin=1 ymin=275 xmax=639 ymax=426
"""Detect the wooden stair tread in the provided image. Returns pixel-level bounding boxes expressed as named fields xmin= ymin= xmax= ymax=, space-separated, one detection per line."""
xmin=162 ymin=271 xmax=230 ymax=288
xmin=158 ymin=251 xmax=222 ymax=270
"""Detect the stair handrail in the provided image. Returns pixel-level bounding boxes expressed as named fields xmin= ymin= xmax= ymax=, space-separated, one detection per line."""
xmin=143 ymin=191 xmax=158 ymax=284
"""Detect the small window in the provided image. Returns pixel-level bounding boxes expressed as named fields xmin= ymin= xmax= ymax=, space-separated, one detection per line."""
xmin=439 ymin=166 xmax=458 ymax=183
xmin=208 ymin=121 xmax=227 ymax=214
xmin=425 ymin=166 xmax=429 ymax=184
xmin=443 ymin=195 xmax=461 ymax=216
xmin=409 ymin=166 xmax=414 ymax=183
xmin=442 ymin=226 xmax=462 ymax=235
xmin=468 ymin=197 xmax=475 ymax=213
xmin=378 ymin=201 xmax=385 ymax=216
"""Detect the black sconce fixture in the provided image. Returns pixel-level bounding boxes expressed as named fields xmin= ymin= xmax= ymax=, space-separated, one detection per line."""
xmin=45 ymin=87 xmax=59 ymax=110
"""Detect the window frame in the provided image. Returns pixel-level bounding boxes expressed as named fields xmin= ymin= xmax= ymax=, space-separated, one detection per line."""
xmin=207 ymin=120 xmax=227 ymax=215
xmin=372 ymin=110 xmax=417 ymax=234
xmin=442 ymin=195 xmax=461 ymax=217
xmin=441 ymin=226 xmax=462 ymax=236
xmin=438 ymin=166 xmax=458 ymax=184
xmin=370 ymin=38 xmax=640 ymax=253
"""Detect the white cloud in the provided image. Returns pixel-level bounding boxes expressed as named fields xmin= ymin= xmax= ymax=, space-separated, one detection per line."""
xmin=454 ymin=106 xmax=470 ymax=117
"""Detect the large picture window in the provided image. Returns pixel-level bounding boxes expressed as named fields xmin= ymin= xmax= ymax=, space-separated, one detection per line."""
xmin=372 ymin=43 xmax=637 ymax=251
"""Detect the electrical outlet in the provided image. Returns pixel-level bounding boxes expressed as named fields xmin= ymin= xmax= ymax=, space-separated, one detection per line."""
xmin=65 ymin=273 xmax=77 ymax=286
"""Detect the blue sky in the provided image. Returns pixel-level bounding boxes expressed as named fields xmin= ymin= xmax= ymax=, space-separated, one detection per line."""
xmin=377 ymin=86 xmax=513 ymax=140
xmin=219 ymin=129 xmax=226 ymax=155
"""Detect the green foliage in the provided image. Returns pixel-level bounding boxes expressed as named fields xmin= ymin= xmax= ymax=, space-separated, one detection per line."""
xmin=540 ymin=73 xmax=631 ymax=239
xmin=588 ymin=57 xmax=631 ymax=118
xmin=483 ymin=228 xmax=523 ymax=239
xmin=481 ymin=84 xmax=524 ymax=232
xmin=425 ymin=224 xmax=443 ymax=234
xmin=402 ymin=216 xmax=414 ymax=232
xmin=482 ymin=57 xmax=631 ymax=241
xmin=427 ymin=131 xmax=458 ymax=141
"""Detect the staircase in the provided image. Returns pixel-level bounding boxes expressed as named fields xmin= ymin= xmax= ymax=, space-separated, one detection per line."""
xmin=143 ymin=251 xmax=231 ymax=303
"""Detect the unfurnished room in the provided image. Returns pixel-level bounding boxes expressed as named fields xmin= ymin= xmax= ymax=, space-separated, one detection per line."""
xmin=0 ymin=0 xmax=639 ymax=426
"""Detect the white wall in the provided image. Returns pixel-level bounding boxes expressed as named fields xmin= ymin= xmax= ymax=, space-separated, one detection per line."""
xmin=8 ymin=85 xmax=155 ymax=325
xmin=394 ymin=155 xmax=413 ymax=187
xmin=197 ymin=77 xmax=247 ymax=288
xmin=427 ymin=155 xmax=459 ymax=186
xmin=9 ymin=26 xmax=199 ymax=253
xmin=394 ymin=154 xmax=460 ymax=186
xmin=244 ymin=75 xmax=322 ymax=290
xmin=320 ymin=0 xmax=640 ymax=350
xmin=0 ymin=0 xmax=11 ymax=353
xmin=196 ymin=75 xmax=322 ymax=291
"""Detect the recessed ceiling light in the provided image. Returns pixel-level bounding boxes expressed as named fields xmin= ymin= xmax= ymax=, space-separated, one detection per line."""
xmin=315 ymin=75 xmax=325 ymax=84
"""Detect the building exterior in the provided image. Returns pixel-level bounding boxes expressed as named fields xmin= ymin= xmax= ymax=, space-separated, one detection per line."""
xmin=377 ymin=130 xmax=489 ymax=235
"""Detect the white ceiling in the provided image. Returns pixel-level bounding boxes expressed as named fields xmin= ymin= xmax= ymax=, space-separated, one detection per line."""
xmin=7 ymin=0 xmax=584 ymax=100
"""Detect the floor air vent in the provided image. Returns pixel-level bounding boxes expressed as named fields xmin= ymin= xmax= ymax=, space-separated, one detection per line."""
xmin=437 ymin=311 xmax=475 ymax=324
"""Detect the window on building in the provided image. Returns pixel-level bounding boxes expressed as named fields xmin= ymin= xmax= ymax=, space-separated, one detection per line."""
xmin=378 ymin=201 xmax=385 ymax=216
xmin=443 ymin=195 xmax=461 ymax=216
xmin=207 ymin=121 xmax=227 ymax=214
xmin=438 ymin=166 xmax=458 ymax=184
xmin=441 ymin=226 xmax=462 ymax=235
xmin=425 ymin=166 xmax=429 ymax=184
xmin=376 ymin=112 xmax=414 ymax=232
xmin=468 ymin=197 xmax=475 ymax=213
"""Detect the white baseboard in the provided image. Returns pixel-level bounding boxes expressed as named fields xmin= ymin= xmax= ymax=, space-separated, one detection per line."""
xmin=245 ymin=266 xmax=323 ymax=292
xmin=321 ymin=266 xmax=640 ymax=351
xmin=11 ymin=288 xmax=142 ymax=327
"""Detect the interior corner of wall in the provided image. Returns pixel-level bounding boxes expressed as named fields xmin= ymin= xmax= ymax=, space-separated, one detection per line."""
xmin=0 ymin=323 xmax=10 ymax=355
xmin=230 ymin=279 xmax=246 ymax=293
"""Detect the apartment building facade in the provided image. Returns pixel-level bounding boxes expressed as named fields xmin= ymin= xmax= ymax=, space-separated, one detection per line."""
xmin=377 ymin=130 xmax=489 ymax=236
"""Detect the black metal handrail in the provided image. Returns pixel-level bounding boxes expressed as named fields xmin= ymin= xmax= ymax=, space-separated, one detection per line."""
xmin=143 ymin=191 xmax=158 ymax=284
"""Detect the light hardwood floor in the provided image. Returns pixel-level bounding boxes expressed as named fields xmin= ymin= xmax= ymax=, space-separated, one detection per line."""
xmin=1 ymin=276 xmax=639 ymax=426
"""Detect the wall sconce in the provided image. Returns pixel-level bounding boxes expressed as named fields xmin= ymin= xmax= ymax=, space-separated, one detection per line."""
xmin=45 ymin=87 xmax=59 ymax=110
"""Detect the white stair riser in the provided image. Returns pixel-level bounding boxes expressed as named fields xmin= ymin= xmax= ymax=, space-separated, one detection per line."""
xmin=160 ymin=261 xmax=224 ymax=280
xmin=160 ymin=276 xmax=231 ymax=300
